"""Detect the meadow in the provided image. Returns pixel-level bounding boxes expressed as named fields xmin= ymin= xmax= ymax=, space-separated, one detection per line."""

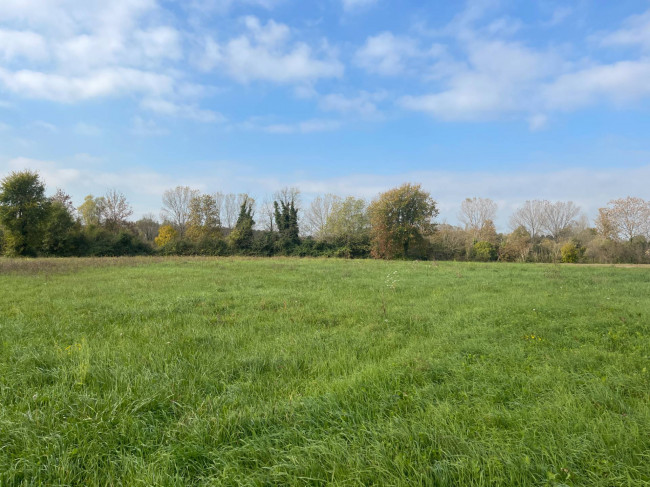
xmin=0 ymin=257 xmax=648 ymax=486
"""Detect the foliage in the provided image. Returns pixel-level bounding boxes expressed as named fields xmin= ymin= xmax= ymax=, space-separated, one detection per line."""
xmin=77 ymin=195 xmax=104 ymax=227
xmin=597 ymin=197 xmax=650 ymax=241
xmin=472 ymin=241 xmax=497 ymax=261
xmin=229 ymin=197 xmax=255 ymax=251
xmin=499 ymin=226 xmax=531 ymax=262
xmin=154 ymin=224 xmax=178 ymax=247
xmin=186 ymin=193 xmax=221 ymax=242
xmin=368 ymin=183 xmax=438 ymax=259
xmin=42 ymin=201 xmax=78 ymax=256
xmin=0 ymin=170 xmax=50 ymax=256
xmin=561 ymin=240 xmax=585 ymax=263
xmin=274 ymin=197 xmax=299 ymax=253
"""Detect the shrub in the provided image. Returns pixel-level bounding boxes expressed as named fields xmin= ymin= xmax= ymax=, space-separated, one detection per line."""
xmin=561 ymin=241 xmax=584 ymax=263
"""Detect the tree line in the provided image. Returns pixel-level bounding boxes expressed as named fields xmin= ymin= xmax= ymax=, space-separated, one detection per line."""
xmin=1 ymin=170 xmax=649 ymax=263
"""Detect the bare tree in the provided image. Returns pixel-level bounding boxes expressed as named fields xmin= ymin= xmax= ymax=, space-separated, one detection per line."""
xmin=135 ymin=213 xmax=159 ymax=242
xmin=541 ymin=201 xmax=581 ymax=239
xmin=214 ymin=192 xmax=224 ymax=224
xmin=509 ymin=200 xmax=546 ymax=239
xmin=258 ymin=196 xmax=276 ymax=232
xmin=161 ymin=186 xmax=197 ymax=237
xmin=274 ymin=186 xmax=301 ymax=209
xmin=51 ymin=188 xmax=76 ymax=217
xmin=103 ymin=189 xmax=133 ymax=231
xmin=303 ymin=194 xmax=340 ymax=238
xmin=597 ymin=197 xmax=650 ymax=241
xmin=458 ymin=197 xmax=497 ymax=240
xmin=222 ymin=193 xmax=239 ymax=229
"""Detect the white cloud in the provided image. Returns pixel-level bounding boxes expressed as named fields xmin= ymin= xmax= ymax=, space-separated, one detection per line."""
xmin=397 ymin=4 xmax=650 ymax=125
xmin=319 ymin=91 xmax=386 ymax=118
xmin=74 ymin=122 xmax=102 ymax=136
xmin=342 ymin=0 xmax=378 ymax=12
xmin=0 ymin=0 xmax=217 ymax=122
xmin=399 ymin=39 xmax=561 ymax=121
xmin=198 ymin=17 xmax=343 ymax=83
xmin=140 ymin=98 xmax=226 ymax=123
xmin=545 ymin=6 xmax=573 ymax=27
xmin=31 ymin=120 xmax=58 ymax=132
xmin=355 ymin=32 xmax=431 ymax=76
xmin=239 ymin=117 xmax=342 ymax=134
xmin=542 ymin=60 xmax=650 ymax=111
xmin=600 ymin=9 xmax=650 ymax=51
xmin=188 ymin=0 xmax=282 ymax=15
xmin=0 ymin=67 xmax=174 ymax=102
xmin=132 ymin=116 xmax=170 ymax=137
xmin=0 ymin=29 xmax=47 ymax=61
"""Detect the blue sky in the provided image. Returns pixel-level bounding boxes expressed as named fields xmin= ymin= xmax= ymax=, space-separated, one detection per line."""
xmin=1 ymin=0 xmax=650 ymax=228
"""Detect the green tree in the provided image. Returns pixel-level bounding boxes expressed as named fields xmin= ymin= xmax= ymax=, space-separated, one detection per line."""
xmin=561 ymin=240 xmax=585 ymax=263
xmin=186 ymin=193 xmax=221 ymax=241
xmin=368 ymin=183 xmax=438 ymax=259
xmin=472 ymin=241 xmax=497 ymax=261
xmin=229 ymin=196 xmax=255 ymax=251
xmin=324 ymin=197 xmax=370 ymax=257
xmin=78 ymin=195 xmax=104 ymax=227
xmin=42 ymin=199 xmax=78 ymax=255
xmin=274 ymin=196 xmax=299 ymax=252
xmin=0 ymin=170 xmax=50 ymax=256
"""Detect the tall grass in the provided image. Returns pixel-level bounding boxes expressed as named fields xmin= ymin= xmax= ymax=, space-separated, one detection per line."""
xmin=1 ymin=258 xmax=648 ymax=485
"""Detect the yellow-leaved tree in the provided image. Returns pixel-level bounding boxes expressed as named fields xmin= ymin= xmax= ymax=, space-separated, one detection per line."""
xmin=154 ymin=224 xmax=178 ymax=247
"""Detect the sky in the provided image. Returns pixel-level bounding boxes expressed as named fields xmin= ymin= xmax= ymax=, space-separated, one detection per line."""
xmin=1 ymin=0 xmax=650 ymax=229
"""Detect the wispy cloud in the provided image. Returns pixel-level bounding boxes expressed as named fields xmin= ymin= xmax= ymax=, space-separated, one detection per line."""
xmin=197 ymin=16 xmax=343 ymax=83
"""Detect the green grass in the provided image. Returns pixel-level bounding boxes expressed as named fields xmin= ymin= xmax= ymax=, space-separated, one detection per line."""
xmin=1 ymin=257 xmax=649 ymax=486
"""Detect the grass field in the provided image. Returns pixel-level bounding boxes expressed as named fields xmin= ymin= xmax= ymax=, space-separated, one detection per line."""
xmin=1 ymin=257 xmax=649 ymax=486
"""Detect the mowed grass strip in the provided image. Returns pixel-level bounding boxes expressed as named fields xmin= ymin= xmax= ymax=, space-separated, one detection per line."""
xmin=0 ymin=258 xmax=649 ymax=486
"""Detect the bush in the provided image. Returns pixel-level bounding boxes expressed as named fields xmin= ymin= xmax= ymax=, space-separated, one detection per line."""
xmin=472 ymin=241 xmax=497 ymax=262
xmin=561 ymin=241 xmax=584 ymax=263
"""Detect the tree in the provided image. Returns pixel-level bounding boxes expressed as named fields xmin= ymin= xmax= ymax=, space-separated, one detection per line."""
xmin=459 ymin=197 xmax=497 ymax=241
xmin=42 ymin=200 xmax=77 ymax=255
xmin=597 ymin=197 xmax=650 ymax=241
xmin=154 ymin=224 xmax=178 ymax=247
xmin=473 ymin=241 xmax=497 ymax=261
xmin=135 ymin=214 xmax=159 ymax=242
xmin=258 ymin=196 xmax=276 ymax=232
xmin=0 ymin=170 xmax=50 ymax=256
xmin=229 ymin=195 xmax=255 ymax=251
xmin=509 ymin=200 xmax=546 ymax=239
xmin=161 ymin=186 xmax=197 ymax=237
xmin=78 ymin=195 xmax=104 ymax=227
xmin=541 ymin=201 xmax=581 ymax=239
xmin=102 ymin=189 xmax=133 ymax=232
xmin=51 ymin=188 xmax=76 ymax=218
xmin=323 ymin=196 xmax=370 ymax=256
xmin=368 ymin=183 xmax=438 ymax=259
xmin=222 ymin=193 xmax=238 ymax=229
xmin=561 ymin=241 xmax=585 ymax=263
xmin=186 ymin=193 xmax=221 ymax=241
xmin=304 ymin=194 xmax=340 ymax=238
xmin=499 ymin=226 xmax=531 ymax=262
xmin=274 ymin=189 xmax=300 ymax=252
